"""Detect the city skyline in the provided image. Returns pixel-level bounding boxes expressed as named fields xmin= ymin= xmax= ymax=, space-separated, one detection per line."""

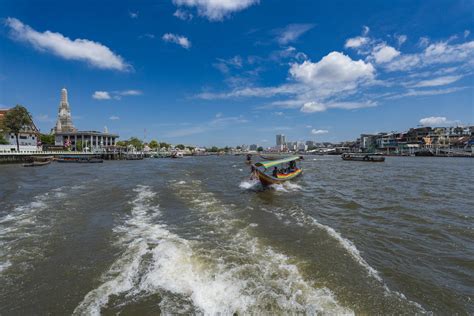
xmin=0 ymin=0 xmax=473 ymax=146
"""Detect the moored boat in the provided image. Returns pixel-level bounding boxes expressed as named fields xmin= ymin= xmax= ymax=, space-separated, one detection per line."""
xmin=23 ymin=160 xmax=52 ymax=167
xmin=253 ymin=156 xmax=303 ymax=186
xmin=57 ymin=156 xmax=103 ymax=163
xmin=341 ymin=153 xmax=385 ymax=162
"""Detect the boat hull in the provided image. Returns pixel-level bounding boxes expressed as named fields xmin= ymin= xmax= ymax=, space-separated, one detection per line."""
xmin=23 ymin=160 xmax=51 ymax=167
xmin=341 ymin=154 xmax=385 ymax=162
xmin=256 ymin=168 xmax=302 ymax=186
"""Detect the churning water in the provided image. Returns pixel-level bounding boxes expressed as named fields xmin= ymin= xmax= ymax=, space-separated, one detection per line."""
xmin=0 ymin=156 xmax=472 ymax=314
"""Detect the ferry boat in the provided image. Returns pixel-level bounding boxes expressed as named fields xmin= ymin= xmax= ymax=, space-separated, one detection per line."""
xmin=341 ymin=153 xmax=385 ymax=162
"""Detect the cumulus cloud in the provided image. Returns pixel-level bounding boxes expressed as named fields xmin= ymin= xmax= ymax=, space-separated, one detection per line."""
xmin=109 ymin=115 xmax=120 ymax=120
xmin=5 ymin=17 xmax=130 ymax=71
xmin=129 ymin=11 xmax=139 ymax=19
xmin=93 ymin=91 xmax=111 ymax=100
xmin=162 ymin=33 xmax=191 ymax=49
xmin=311 ymin=129 xmax=329 ymax=135
xmin=172 ymin=0 xmax=259 ymax=21
xmin=289 ymin=52 xmax=375 ymax=85
xmin=419 ymin=116 xmax=449 ymax=126
xmin=371 ymin=44 xmax=400 ymax=63
xmin=275 ymin=23 xmax=315 ymax=45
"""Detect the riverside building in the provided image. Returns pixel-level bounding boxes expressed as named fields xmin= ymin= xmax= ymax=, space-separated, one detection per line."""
xmin=53 ymin=88 xmax=119 ymax=150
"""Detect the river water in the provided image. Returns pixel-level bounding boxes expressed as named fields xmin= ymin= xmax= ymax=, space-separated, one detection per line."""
xmin=0 ymin=156 xmax=472 ymax=314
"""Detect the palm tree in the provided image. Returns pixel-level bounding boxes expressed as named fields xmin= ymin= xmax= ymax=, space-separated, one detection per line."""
xmin=4 ymin=105 xmax=32 ymax=152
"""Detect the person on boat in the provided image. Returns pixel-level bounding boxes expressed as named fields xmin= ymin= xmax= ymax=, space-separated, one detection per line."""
xmin=246 ymin=154 xmax=252 ymax=163
xmin=272 ymin=167 xmax=278 ymax=177
xmin=249 ymin=165 xmax=258 ymax=180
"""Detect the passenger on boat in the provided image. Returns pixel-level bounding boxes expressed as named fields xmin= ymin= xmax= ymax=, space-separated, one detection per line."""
xmin=272 ymin=167 xmax=278 ymax=177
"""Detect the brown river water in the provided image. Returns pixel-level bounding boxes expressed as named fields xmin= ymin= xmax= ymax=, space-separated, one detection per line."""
xmin=0 ymin=155 xmax=472 ymax=314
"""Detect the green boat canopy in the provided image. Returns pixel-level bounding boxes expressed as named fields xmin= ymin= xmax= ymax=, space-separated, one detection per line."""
xmin=254 ymin=156 xmax=302 ymax=169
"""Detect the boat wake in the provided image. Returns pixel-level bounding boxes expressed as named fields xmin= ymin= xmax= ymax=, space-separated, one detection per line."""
xmin=75 ymin=184 xmax=353 ymax=315
xmin=264 ymin=206 xmax=425 ymax=312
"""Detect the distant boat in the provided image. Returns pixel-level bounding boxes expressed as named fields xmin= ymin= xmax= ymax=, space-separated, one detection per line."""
xmin=57 ymin=156 xmax=103 ymax=163
xmin=341 ymin=153 xmax=385 ymax=162
xmin=414 ymin=150 xmax=434 ymax=157
xmin=171 ymin=151 xmax=184 ymax=158
xmin=253 ymin=156 xmax=303 ymax=186
xmin=23 ymin=160 xmax=51 ymax=167
xmin=259 ymin=154 xmax=290 ymax=160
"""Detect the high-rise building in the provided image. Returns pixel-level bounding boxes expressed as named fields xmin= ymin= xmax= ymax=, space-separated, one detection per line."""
xmin=276 ymin=134 xmax=286 ymax=146
xmin=53 ymin=88 xmax=77 ymax=133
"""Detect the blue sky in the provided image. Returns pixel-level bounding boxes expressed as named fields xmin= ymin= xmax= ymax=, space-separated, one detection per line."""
xmin=0 ymin=0 xmax=473 ymax=146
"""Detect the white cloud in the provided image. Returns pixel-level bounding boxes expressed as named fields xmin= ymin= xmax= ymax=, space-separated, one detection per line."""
xmin=301 ymin=101 xmax=376 ymax=113
xmin=290 ymin=52 xmax=375 ymax=85
xmin=418 ymin=37 xmax=430 ymax=47
xmin=5 ymin=17 xmax=130 ymax=71
xmin=413 ymin=75 xmax=462 ymax=88
xmin=173 ymin=9 xmax=193 ymax=20
xmin=162 ymin=33 xmax=191 ymax=49
xmin=93 ymin=91 xmax=111 ymax=100
xmin=384 ymin=40 xmax=474 ymax=71
xmin=362 ymin=26 xmax=370 ymax=36
xmin=109 ymin=115 xmax=120 ymax=120
xmin=419 ymin=116 xmax=449 ymax=126
xmin=275 ymin=23 xmax=315 ymax=45
xmin=311 ymin=129 xmax=329 ymax=135
xmin=396 ymin=34 xmax=407 ymax=46
xmin=386 ymin=87 xmax=467 ymax=99
xmin=172 ymin=0 xmax=259 ymax=21
xmin=345 ymin=36 xmax=369 ymax=49
xmin=371 ymin=44 xmax=400 ymax=63
xmin=118 ymin=89 xmax=142 ymax=96
xmin=464 ymin=30 xmax=470 ymax=38
xmin=93 ymin=90 xmax=142 ymax=100
xmin=129 ymin=11 xmax=139 ymax=19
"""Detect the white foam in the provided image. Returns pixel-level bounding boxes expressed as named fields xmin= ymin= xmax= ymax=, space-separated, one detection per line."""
xmin=239 ymin=180 xmax=259 ymax=190
xmin=170 ymin=181 xmax=353 ymax=314
xmin=270 ymin=182 xmax=302 ymax=192
xmin=177 ymin=181 xmax=186 ymax=185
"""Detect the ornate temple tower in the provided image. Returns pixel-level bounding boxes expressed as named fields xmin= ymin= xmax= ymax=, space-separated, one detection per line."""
xmin=53 ymin=88 xmax=77 ymax=133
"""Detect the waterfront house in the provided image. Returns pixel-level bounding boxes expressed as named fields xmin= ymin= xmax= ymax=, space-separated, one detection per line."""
xmin=0 ymin=108 xmax=40 ymax=152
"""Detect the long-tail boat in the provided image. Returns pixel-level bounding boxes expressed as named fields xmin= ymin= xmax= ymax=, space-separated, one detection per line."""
xmin=253 ymin=156 xmax=303 ymax=186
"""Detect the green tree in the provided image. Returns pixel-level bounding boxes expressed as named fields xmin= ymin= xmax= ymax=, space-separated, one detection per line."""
xmin=4 ymin=105 xmax=32 ymax=152
xmin=128 ymin=137 xmax=143 ymax=150
xmin=149 ymin=140 xmax=159 ymax=149
xmin=116 ymin=140 xmax=127 ymax=147
xmin=257 ymin=146 xmax=264 ymax=152
xmin=159 ymin=142 xmax=171 ymax=149
xmin=176 ymin=144 xmax=185 ymax=150
xmin=75 ymin=140 xmax=83 ymax=151
xmin=208 ymin=146 xmax=219 ymax=152
xmin=40 ymin=133 xmax=55 ymax=145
